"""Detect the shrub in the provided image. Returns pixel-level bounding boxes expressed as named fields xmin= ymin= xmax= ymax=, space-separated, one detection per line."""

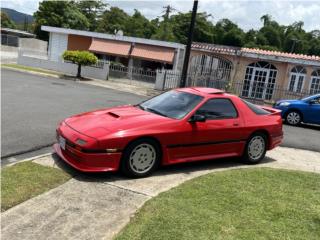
xmin=62 ymin=50 xmax=98 ymax=78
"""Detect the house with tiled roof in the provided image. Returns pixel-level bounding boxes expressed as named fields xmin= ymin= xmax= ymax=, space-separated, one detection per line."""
xmin=190 ymin=43 xmax=320 ymax=100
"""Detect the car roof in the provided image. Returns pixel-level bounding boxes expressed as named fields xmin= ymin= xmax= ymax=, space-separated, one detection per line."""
xmin=177 ymin=87 xmax=226 ymax=97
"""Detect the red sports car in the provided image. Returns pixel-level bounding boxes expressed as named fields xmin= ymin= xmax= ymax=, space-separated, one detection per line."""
xmin=54 ymin=87 xmax=283 ymax=177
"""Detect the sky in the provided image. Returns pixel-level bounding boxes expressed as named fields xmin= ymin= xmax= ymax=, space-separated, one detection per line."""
xmin=1 ymin=0 xmax=320 ymax=32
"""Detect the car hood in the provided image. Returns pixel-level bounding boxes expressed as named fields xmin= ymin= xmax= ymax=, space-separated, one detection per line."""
xmin=64 ymin=105 xmax=171 ymax=138
xmin=276 ymin=99 xmax=301 ymax=105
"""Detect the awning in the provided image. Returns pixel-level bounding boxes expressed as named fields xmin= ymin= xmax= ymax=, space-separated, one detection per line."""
xmin=131 ymin=44 xmax=175 ymax=63
xmin=89 ymin=38 xmax=131 ymax=57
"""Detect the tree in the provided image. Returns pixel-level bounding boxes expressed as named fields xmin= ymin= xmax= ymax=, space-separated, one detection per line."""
xmin=222 ymin=29 xmax=244 ymax=47
xmin=214 ymin=19 xmax=244 ymax=46
xmin=75 ymin=0 xmax=107 ymax=31
xmin=97 ymin=7 xmax=129 ymax=34
xmin=62 ymin=51 xmax=98 ymax=78
xmin=33 ymin=1 xmax=89 ymax=40
xmin=168 ymin=12 xmax=214 ymax=44
xmin=260 ymin=26 xmax=282 ymax=49
xmin=260 ymin=14 xmax=272 ymax=26
xmin=1 ymin=12 xmax=16 ymax=29
xmin=126 ymin=9 xmax=156 ymax=38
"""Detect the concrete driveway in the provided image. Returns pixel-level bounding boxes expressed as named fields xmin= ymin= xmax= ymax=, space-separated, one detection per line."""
xmin=1 ymin=147 xmax=320 ymax=240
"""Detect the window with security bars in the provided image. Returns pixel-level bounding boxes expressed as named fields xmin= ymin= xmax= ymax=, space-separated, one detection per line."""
xmin=241 ymin=61 xmax=277 ymax=100
xmin=310 ymin=70 xmax=320 ymax=95
xmin=288 ymin=66 xmax=306 ymax=93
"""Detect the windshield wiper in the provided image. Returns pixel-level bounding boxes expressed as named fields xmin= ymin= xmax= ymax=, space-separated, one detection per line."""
xmin=145 ymin=107 xmax=168 ymax=117
xmin=136 ymin=104 xmax=145 ymax=110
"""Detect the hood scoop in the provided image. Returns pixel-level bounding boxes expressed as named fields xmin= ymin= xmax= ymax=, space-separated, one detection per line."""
xmin=107 ymin=112 xmax=120 ymax=118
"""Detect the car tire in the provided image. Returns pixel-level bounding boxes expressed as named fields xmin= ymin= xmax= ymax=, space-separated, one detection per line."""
xmin=242 ymin=133 xmax=267 ymax=164
xmin=285 ymin=110 xmax=302 ymax=126
xmin=121 ymin=138 xmax=161 ymax=178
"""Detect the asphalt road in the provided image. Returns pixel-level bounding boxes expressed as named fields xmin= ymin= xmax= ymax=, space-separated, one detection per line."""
xmin=1 ymin=68 xmax=319 ymax=160
xmin=1 ymin=69 xmax=145 ymax=158
xmin=282 ymin=124 xmax=320 ymax=152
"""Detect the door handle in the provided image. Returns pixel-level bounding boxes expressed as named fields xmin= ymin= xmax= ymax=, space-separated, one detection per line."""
xmin=233 ymin=122 xmax=239 ymax=126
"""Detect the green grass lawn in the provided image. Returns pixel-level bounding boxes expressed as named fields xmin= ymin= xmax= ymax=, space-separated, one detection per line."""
xmin=1 ymin=63 xmax=62 ymax=75
xmin=116 ymin=168 xmax=320 ymax=240
xmin=1 ymin=161 xmax=71 ymax=211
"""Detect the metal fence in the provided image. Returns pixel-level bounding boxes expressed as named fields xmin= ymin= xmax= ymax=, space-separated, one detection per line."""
xmin=159 ymin=70 xmax=318 ymax=103
xmin=109 ymin=64 xmax=156 ymax=83
xmin=216 ymin=79 xmax=317 ymax=104
xmin=1 ymin=34 xmax=19 ymax=47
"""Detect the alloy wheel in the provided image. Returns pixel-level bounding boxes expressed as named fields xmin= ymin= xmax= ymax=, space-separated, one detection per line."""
xmin=248 ymin=136 xmax=265 ymax=161
xmin=286 ymin=111 xmax=301 ymax=125
xmin=129 ymin=143 xmax=156 ymax=174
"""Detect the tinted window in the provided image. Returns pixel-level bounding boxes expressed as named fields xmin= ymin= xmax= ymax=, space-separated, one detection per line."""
xmin=311 ymin=96 xmax=320 ymax=104
xmin=241 ymin=99 xmax=270 ymax=115
xmin=196 ymin=98 xmax=238 ymax=119
xmin=139 ymin=90 xmax=203 ymax=119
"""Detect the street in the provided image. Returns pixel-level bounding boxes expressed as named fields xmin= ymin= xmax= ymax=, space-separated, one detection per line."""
xmin=1 ymin=69 xmax=145 ymax=158
xmin=1 ymin=68 xmax=319 ymax=160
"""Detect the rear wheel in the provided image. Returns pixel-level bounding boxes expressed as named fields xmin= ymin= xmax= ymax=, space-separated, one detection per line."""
xmin=242 ymin=133 xmax=267 ymax=164
xmin=121 ymin=138 xmax=161 ymax=178
xmin=286 ymin=110 xmax=302 ymax=126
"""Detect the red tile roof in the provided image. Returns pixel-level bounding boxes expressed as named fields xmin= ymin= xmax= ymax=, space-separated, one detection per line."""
xmin=191 ymin=42 xmax=320 ymax=62
xmin=192 ymin=42 xmax=239 ymax=55
xmin=242 ymin=47 xmax=320 ymax=61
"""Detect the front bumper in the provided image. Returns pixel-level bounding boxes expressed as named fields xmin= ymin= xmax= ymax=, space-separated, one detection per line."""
xmin=54 ymin=143 xmax=121 ymax=172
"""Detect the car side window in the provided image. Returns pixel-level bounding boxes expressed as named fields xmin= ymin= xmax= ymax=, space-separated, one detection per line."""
xmin=312 ymin=97 xmax=320 ymax=104
xmin=196 ymin=98 xmax=238 ymax=120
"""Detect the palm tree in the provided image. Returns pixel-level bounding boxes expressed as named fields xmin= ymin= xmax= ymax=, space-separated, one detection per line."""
xmin=260 ymin=14 xmax=272 ymax=26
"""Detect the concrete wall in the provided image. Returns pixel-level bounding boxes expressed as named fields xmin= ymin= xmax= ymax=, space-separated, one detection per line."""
xmin=18 ymin=53 xmax=109 ymax=80
xmin=48 ymin=32 xmax=68 ymax=61
xmin=19 ymin=38 xmax=47 ymax=52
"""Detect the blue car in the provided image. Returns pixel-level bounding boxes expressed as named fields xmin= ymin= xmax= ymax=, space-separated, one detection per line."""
xmin=274 ymin=94 xmax=320 ymax=126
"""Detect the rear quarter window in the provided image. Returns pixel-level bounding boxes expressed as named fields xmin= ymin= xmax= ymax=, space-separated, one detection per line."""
xmin=241 ymin=99 xmax=270 ymax=115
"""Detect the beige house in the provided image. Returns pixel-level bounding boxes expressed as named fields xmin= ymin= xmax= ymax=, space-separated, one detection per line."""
xmin=190 ymin=43 xmax=320 ymax=101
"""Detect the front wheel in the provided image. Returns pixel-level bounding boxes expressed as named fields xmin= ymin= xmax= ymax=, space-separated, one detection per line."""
xmin=121 ymin=138 xmax=161 ymax=178
xmin=242 ymin=133 xmax=267 ymax=164
xmin=286 ymin=111 xmax=302 ymax=126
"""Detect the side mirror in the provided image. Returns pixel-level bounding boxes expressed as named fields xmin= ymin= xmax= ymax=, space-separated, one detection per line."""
xmin=309 ymin=100 xmax=316 ymax=104
xmin=189 ymin=114 xmax=206 ymax=123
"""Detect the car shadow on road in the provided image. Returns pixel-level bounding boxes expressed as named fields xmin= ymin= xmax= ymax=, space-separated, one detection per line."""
xmin=52 ymin=153 xmax=277 ymax=183
xmin=286 ymin=123 xmax=320 ymax=131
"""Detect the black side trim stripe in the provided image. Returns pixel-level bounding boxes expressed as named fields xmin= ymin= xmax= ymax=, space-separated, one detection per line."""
xmin=167 ymin=139 xmax=247 ymax=148
xmin=271 ymin=133 xmax=283 ymax=138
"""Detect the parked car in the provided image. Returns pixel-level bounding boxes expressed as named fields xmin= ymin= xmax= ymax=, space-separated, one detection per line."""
xmin=54 ymin=87 xmax=283 ymax=177
xmin=274 ymin=94 xmax=320 ymax=126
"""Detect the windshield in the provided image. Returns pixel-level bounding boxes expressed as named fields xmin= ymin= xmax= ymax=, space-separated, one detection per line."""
xmin=301 ymin=94 xmax=320 ymax=101
xmin=138 ymin=90 xmax=203 ymax=119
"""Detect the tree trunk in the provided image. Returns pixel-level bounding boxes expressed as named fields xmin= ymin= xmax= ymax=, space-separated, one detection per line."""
xmin=77 ymin=64 xmax=82 ymax=78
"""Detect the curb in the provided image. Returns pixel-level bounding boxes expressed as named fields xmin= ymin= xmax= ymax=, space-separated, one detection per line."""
xmin=1 ymin=66 xmax=62 ymax=79
xmin=4 ymin=153 xmax=53 ymax=167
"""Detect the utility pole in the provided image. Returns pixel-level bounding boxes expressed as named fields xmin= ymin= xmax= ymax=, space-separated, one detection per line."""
xmin=161 ymin=5 xmax=175 ymax=40
xmin=290 ymin=38 xmax=301 ymax=53
xmin=180 ymin=0 xmax=198 ymax=88
xmin=24 ymin=16 xmax=28 ymax=32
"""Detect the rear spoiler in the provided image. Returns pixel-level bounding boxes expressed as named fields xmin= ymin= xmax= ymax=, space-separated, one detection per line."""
xmin=261 ymin=106 xmax=282 ymax=115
